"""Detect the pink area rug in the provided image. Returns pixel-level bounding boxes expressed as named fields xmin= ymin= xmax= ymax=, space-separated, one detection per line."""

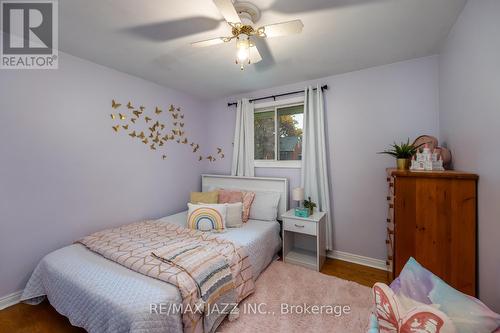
xmin=218 ymin=261 xmax=373 ymax=333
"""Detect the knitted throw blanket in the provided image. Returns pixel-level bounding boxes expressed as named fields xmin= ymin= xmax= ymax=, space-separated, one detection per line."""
xmin=78 ymin=220 xmax=255 ymax=333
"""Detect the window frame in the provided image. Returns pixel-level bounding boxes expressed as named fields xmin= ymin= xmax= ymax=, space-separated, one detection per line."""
xmin=254 ymin=96 xmax=304 ymax=169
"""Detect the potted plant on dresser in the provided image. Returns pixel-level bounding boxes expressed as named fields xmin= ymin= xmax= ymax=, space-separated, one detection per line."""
xmin=378 ymin=139 xmax=419 ymax=170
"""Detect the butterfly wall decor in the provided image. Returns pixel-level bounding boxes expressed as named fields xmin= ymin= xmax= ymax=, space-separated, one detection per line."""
xmin=110 ymin=99 xmax=225 ymax=162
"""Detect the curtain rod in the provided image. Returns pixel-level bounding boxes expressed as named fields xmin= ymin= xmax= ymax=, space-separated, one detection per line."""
xmin=227 ymin=84 xmax=329 ymax=107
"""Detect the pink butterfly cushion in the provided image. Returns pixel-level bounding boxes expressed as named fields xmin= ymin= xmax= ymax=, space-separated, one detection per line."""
xmin=391 ymin=258 xmax=500 ymax=333
xmin=373 ymin=282 xmax=456 ymax=333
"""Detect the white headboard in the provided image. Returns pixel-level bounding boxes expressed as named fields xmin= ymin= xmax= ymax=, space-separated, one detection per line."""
xmin=201 ymin=174 xmax=289 ymax=220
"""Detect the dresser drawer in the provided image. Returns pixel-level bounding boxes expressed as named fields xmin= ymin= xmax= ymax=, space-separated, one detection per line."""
xmin=283 ymin=219 xmax=317 ymax=236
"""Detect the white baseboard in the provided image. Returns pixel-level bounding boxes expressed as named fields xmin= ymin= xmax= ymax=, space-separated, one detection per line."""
xmin=327 ymin=250 xmax=389 ymax=271
xmin=0 ymin=290 xmax=23 ymax=310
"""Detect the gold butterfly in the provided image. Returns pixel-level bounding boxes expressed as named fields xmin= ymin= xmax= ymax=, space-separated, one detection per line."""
xmin=179 ymin=131 xmax=185 ymax=137
xmin=160 ymin=124 xmax=165 ymax=130
xmin=162 ymin=155 xmax=167 ymax=160
xmin=176 ymin=107 xmax=181 ymax=112
xmin=181 ymin=138 xmax=188 ymax=144
xmin=169 ymin=135 xmax=175 ymax=140
xmin=145 ymin=116 xmax=152 ymax=123
xmin=129 ymin=131 xmax=137 ymax=138
xmin=179 ymin=123 xmax=184 ymax=128
xmin=217 ymin=147 xmax=222 ymax=154
xmin=176 ymin=139 xmax=181 ymax=143
xmin=172 ymin=113 xmax=179 ymax=119
xmin=220 ymin=153 xmax=224 ymax=159
xmin=159 ymin=141 xmax=164 ymax=147
xmin=207 ymin=155 xmax=215 ymax=162
xmin=153 ymin=137 xmax=159 ymax=144
xmin=127 ymin=102 xmax=134 ymax=109
xmin=112 ymin=125 xmax=119 ymax=132
xmin=112 ymin=99 xmax=121 ymax=109
xmin=130 ymin=118 xmax=137 ymax=124
xmin=163 ymin=135 xmax=169 ymax=141
xmin=139 ymin=106 xmax=145 ymax=111
xmin=173 ymin=122 xmax=178 ymax=126
xmin=148 ymin=126 xmax=155 ymax=133
xmin=155 ymin=107 xmax=162 ymax=115
xmin=150 ymin=144 xmax=156 ymax=150
xmin=137 ymin=131 xmax=145 ymax=139
xmin=122 ymin=125 xmax=129 ymax=130
xmin=172 ymin=129 xmax=178 ymax=135
xmin=142 ymin=138 xmax=148 ymax=144
xmin=119 ymin=113 xmax=126 ymax=120
xmin=110 ymin=114 xmax=116 ymax=120
xmin=149 ymin=133 xmax=154 ymax=139
xmin=180 ymin=114 xmax=184 ymax=119
xmin=132 ymin=110 xmax=142 ymax=118
xmin=169 ymin=105 xmax=175 ymax=112
xmin=198 ymin=156 xmax=203 ymax=161
xmin=193 ymin=146 xmax=199 ymax=153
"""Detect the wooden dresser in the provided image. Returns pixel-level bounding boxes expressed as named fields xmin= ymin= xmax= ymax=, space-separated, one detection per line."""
xmin=386 ymin=168 xmax=478 ymax=296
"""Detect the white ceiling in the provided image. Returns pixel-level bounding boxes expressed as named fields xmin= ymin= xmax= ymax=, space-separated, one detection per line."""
xmin=59 ymin=0 xmax=466 ymax=99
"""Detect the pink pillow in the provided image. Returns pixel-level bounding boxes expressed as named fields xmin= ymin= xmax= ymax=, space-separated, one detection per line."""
xmin=217 ymin=189 xmax=255 ymax=223
xmin=241 ymin=191 xmax=255 ymax=222
xmin=218 ymin=189 xmax=243 ymax=203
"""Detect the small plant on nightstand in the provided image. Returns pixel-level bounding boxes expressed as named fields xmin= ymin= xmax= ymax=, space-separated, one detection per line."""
xmin=303 ymin=197 xmax=317 ymax=215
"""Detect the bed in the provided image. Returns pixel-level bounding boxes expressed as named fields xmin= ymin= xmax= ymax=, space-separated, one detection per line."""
xmin=21 ymin=175 xmax=287 ymax=333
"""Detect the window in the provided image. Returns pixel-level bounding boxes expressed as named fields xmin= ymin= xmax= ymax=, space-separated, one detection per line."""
xmin=254 ymin=103 xmax=304 ymax=168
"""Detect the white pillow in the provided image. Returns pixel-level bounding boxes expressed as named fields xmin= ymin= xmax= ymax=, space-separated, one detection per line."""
xmin=249 ymin=191 xmax=281 ymax=221
xmin=225 ymin=202 xmax=243 ymax=228
xmin=187 ymin=203 xmax=227 ymax=231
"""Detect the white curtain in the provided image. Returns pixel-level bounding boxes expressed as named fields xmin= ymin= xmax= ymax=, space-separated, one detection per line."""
xmin=231 ymin=98 xmax=255 ymax=177
xmin=301 ymin=86 xmax=333 ymax=250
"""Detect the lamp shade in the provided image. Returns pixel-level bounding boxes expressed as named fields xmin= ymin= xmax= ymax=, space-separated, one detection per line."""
xmin=292 ymin=187 xmax=305 ymax=201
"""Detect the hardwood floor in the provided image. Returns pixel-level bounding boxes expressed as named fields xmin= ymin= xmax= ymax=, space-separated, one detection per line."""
xmin=0 ymin=259 xmax=387 ymax=333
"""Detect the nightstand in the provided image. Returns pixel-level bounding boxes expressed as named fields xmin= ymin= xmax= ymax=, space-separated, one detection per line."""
xmin=282 ymin=209 xmax=326 ymax=271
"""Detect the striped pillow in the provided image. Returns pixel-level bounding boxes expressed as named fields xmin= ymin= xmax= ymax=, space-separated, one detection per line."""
xmin=187 ymin=203 xmax=227 ymax=232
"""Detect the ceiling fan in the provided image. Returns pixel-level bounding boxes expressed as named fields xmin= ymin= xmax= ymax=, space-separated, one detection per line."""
xmin=191 ymin=0 xmax=304 ymax=70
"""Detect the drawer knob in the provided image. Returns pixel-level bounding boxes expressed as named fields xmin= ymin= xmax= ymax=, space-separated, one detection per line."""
xmin=294 ymin=224 xmax=305 ymax=228
xmin=385 ymin=239 xmax=390 ymax=244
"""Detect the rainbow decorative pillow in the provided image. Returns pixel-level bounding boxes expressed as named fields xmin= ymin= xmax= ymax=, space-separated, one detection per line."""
xmin=187 ymin=203 xmax=227 ymax=232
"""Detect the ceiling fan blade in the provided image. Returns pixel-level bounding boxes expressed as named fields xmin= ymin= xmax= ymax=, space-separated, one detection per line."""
xmin=191 ymin=37 xmax=226 ymax=48
xmin=259 ymin=19 xmax=304 ymax=38
xmin=213 ymin=0 xmax=241 ymax=24
xmin=249 ymin=46 xmax=262 ymax=64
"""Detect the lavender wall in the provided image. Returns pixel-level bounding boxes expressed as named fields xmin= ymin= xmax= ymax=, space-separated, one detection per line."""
xmin=439 ymin=0 xmax=500 ymax=311
xmin=206 ymin=56 xmax=440 ymax=261
xmin=0 ymin=52 xmax=209 ymax=298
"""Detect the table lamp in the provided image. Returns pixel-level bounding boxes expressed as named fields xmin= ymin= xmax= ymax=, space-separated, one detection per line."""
xmin=292 ymin=187 xmax=309 ymax=217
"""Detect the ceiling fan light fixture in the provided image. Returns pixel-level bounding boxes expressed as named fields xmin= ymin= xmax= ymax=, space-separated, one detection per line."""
xmin=236 ymin=36 xmax=251 ymax=70
xmin=190 ymin=1 xmax=303 ymax=70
